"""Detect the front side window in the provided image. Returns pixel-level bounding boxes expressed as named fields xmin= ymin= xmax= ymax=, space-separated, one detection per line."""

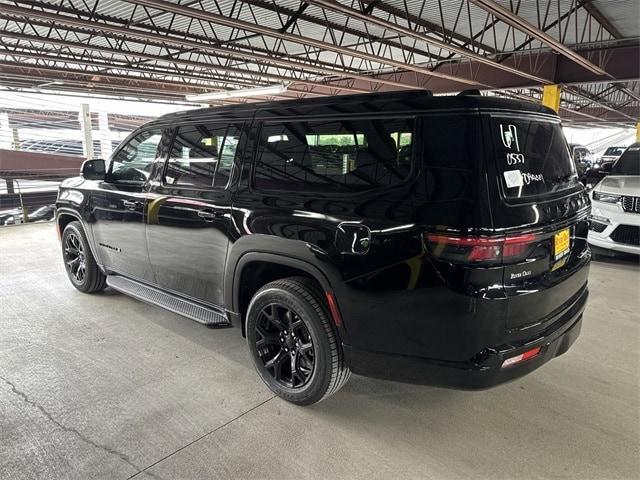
xmin=165 ymin=123 xmax=242 ymax=188
xmin=491 ymin=117 xmax=578 ymax=199
xmin=253 ymin=117 xmax=414 ymax=193
xmin=110 ymin=129 xmax=162 ymax=184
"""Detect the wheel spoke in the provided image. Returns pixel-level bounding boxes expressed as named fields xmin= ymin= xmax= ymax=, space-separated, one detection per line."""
xmin=264 ymin=350 xmax=287 ymax=381
xmin=270 ymin=305 xmax=287 ymax=330
xmin=255 ymin=302 xmax=315 ymax=389
xmin=290 ymin=354 xmax=297 ymax=386
xmin=255 ymin=325 xmax=280 ymax=348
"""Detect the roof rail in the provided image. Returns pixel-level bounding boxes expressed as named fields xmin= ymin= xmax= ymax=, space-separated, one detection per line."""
xmin=457 ymin=89 xmax=482 ymax=96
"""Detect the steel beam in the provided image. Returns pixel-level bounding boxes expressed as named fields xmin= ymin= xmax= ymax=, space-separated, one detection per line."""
xmin=469 ymin=0 xmax=610 ymax=76
xmin=0 ymin=30 xmax=370 ymax=94
xmin=0 ymin=4 xmax=417 ymax=90
xmin=123 ymin=0 xmax=483 ymax=86
xmin=366 ymin=43 xmax=640 ymax=93
xmin=357 ymin=0 xmax=497 ymax=55
xmin=238 ymin=0 xmax=448 ymax=63
xmin=305 ymin=0 xmax=550 ymax=84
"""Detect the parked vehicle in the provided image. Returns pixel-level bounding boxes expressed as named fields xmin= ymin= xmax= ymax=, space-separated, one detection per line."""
xmin=568 ymin=144 xmax=592 ymax=176
xmin=2 ymin=204 xmax=56 ymax=225
xmin=0 ymin=207 xmax=22 ymax=226
xmin=582 ymin=162 xmax=613 ymax=190
xmin=580 ymin=146 xmax=629 ymax=188
xmin=56 ymin=91 xmax=591 ymax=405
xmin=588 ymin=143 xmax=640 ymax=256
xmin=596 ymin=146 xmax=626 ymax=166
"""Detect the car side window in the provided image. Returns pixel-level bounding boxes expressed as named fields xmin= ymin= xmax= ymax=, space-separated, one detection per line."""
xmin=253 ymin=117 xmax=414 ymax=193
xmin=110 ymin=129 xmax=162 ymax=184
xmin=165 ymin=123 xmax=242 ymax=188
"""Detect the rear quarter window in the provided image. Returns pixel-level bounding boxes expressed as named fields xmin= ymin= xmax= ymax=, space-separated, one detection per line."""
xmin=252 ymin=117 xmax=414 ymax=194
xmin=490 ymin=117 xmax=579 ymax=199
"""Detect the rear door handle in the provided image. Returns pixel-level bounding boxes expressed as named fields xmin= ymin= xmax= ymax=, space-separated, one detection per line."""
xmin=197 ymin=209 xmax=224 ymax=221
xmin=122 ymin=200 xmax=140 ymax=210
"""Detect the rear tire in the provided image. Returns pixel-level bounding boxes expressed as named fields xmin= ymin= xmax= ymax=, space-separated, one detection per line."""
xmin=246 ymin=277 xmax=350 ymax=405
xmin=61 ymin=221 xmax=106 ymax=293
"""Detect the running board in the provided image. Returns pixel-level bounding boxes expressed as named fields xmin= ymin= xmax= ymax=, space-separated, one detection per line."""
xmin=106 ymin=275 xmax=231 ymax=328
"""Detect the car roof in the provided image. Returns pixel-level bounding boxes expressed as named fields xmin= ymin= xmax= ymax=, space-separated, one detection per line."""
xmin=150 ymin=90 xmax=557 ymax=127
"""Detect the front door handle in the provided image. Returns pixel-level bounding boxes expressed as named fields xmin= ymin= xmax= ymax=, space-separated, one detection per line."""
xmin=122 ymin=200 xmax=140 ymax=210
xmin=197 ymin=209 xmax=224 ymax=221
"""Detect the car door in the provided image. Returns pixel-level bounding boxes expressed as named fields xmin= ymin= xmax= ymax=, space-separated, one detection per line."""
xmin=91 ymin=128 xmax=165 ymax=283
xmin=145 ymin=121 xmax=245 ymax=306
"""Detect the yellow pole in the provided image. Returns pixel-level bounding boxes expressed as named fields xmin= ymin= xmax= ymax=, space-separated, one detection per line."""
xmin=636 ymin=122 xmax=640 ymax=143
xmin=542 ymin=84 xmax=561 ymax=113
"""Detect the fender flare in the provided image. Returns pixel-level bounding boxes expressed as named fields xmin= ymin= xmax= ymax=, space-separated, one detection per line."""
xmin=228 ymin=251 xmax=333 ymax=310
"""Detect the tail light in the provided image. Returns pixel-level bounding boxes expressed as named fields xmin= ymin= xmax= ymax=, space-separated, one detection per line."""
xmin=501 ymin=346 xmax=541 ymax=368
xmin=425 ymin=232 xmax=538 ymax=265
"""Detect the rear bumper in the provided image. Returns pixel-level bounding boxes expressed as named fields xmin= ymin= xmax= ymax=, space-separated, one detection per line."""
xmin=344 ymin=288 xmax=587 ymax=389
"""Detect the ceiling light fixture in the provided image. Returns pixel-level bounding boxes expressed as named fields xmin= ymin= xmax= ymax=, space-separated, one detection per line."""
xmin=185 ymin=83 xmax=288 ymax=102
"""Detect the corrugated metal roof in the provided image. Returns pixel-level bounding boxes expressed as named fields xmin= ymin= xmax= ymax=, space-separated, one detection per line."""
xmin=0 ymin=0 xmax=636 ymax=124
xmin=592 ymin=0 xmax=640 ymax=37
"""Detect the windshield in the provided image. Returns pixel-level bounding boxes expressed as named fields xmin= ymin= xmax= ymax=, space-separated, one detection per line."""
xmin=611 ymin=146 xmax=640 ymax=175
xmin=604 ymin=147 xmax=625 ymax=156
xmin=491 ymin=117 xmax=578 ymax=199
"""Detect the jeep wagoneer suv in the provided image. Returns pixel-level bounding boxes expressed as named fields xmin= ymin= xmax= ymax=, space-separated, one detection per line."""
xmin=56 ymin=91 xmax=590 ymax=404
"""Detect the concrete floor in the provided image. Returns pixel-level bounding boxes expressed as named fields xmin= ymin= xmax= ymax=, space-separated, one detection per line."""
xmin=1 ymin=223 xmax=638 ymax=480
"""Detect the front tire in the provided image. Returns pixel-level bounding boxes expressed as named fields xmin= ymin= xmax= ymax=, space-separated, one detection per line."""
xmin=246 ymin=277 xmax=350 ymax=405
xmin=61 ymin=221 xmax=106 ymax=293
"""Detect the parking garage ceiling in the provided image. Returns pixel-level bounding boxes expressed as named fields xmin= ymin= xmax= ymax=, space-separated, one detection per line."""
xmin=0 ymin=0 xmax=638 ymax=127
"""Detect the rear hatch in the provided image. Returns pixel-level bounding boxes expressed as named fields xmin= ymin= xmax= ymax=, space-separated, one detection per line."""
xmin=482 ymin=113 xmax=591 ymax=331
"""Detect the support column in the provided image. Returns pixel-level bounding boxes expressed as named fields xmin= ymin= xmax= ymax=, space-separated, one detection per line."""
xmin=80 ymin=103 xmax=93 ymax=160
xmin=5 ymin=179 xmax=15 ymax=194
xmin=636 ymin=122 xmax=640 ymax=143
xmin=98 ymin=111 xmax=112 ymax=159
xmin=12 ymin=128 xmax=20 ymax=150
xmin=542 ymin=84 xmax=562 ymax=113
xmin=0 ymin=112 xmax=11 ymax=149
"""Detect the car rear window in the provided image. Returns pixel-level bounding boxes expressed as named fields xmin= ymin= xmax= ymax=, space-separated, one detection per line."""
xmin=491 ymin=117 xmax=578 ymax=199
xmin=604 ymin=147 xmax=625 ymax=156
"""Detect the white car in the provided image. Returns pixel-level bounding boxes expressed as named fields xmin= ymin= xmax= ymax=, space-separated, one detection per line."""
xmin=588 ymin=144 xmax=640 ymax=256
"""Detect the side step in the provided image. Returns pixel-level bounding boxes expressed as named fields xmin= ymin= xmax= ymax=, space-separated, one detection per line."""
xmin=106 ymin=275 xmax=231 ymax=328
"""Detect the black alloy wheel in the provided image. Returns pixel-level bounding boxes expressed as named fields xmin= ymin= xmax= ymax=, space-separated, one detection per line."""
xmin=64 ymin=232 xmax=86 ymax=283
xmin=246 ymin=277 xmax=350 ymax=405
xmin=255 ymin=303 xmax=315 ymax=389
xmin=61 ymin=221 xmax=106 ymax=293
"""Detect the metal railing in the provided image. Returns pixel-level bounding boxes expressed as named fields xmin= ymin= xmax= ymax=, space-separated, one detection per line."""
xmin=0 ymin=168 xmax=79 ymax=226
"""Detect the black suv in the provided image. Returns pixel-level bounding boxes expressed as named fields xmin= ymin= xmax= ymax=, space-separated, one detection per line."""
xmin=56 ymin=91 xmax=591 ymax=405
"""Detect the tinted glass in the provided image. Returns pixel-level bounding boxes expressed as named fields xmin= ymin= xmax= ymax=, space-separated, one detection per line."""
xmin=417 ymin=115 xmax=482 ymax=227
xmin=491 ymin=118 xmax=578 ymax=199
xmin=423 ymin=115 xmax=477 ymax=203
xmin=165 ymin=123 xmax=242 ymax=188
xmin=254 ymin=117 xmax=414 ymax=193
xmin=110 ymin=130 xmax=162 ymax=183
xmin=604 ymin=147 xmax=625 ymax=156
xmin=611 ymin=145 xmax=640 ymax=175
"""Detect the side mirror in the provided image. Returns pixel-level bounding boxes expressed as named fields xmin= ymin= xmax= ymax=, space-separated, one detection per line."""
xmin=81 ymin=158 xmax=106 ymax=180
